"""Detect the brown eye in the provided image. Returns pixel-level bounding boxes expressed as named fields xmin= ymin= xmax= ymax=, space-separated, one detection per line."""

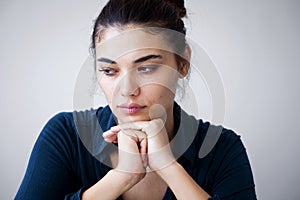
xmin=137 ymin=65 xmax=159 ymax=73
xmin=98 ymin=68 xmax=118 ymax=76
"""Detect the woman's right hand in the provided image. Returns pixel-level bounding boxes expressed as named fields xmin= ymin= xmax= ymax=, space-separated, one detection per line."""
xmin=104 ymin=127 xmax=147 ymax=185
xmin=82 ymin=127 xmax=147 ymax=200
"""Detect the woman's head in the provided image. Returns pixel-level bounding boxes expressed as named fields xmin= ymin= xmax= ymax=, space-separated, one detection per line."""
xmin=92 ymin=0 xmax=190 ymax=124
xmin=91 ymin=0 xmax=186 ymax=47
xmin=91 ymin=0 xmax=188 ymax=67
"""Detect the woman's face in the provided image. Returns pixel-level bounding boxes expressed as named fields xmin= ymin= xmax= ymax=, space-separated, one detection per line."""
xmin=95 ymin=27 xmax=187 ymax=124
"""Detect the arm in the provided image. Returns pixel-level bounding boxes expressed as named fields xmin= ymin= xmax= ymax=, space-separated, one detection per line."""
xmin=208 ymin=131 xmax=257 ymax=199
xmin=16 ymin=114 xmax=147 ymax=200
xmin=149 ymin=122 xmax=256 ymax=200
xmin=83 ymin=129 xmax=147 ymax=200
xmin=144 ymin=119 xmax=211 ymax=199
xmin=118 ymin=119 xmax=212 ymax=199
xmin=82 ymin=170 xmax=139 ymax=200
xmin=156 ymin=129 xmax=256 ymax=200
xmin=15 ymin=113 xmax=83 ymax=200
xmin=104 ymin=121 xmax=256 ymax=199
xmin=157 ymin=162 xmax=211 ymax=200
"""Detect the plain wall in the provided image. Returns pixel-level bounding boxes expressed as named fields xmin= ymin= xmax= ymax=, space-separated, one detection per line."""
xmin=1 ymin=0 xmax=299 ymax=199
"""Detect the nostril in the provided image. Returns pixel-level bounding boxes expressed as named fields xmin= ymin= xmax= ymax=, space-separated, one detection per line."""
xmin=120 ymin=73 xmax=140 ymax=97
xmin=121 ymin=87 xmax=140 ymax=97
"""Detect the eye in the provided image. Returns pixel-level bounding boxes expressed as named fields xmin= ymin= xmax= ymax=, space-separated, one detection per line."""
xmin=98 ymin=67 xmax=118 ymax=76
xmin=137 ymin=65 xmax=159 ymax=73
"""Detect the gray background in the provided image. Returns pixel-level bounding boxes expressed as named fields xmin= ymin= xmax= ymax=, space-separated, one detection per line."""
xmin=1 ymin=0 xmax=300 ymax=199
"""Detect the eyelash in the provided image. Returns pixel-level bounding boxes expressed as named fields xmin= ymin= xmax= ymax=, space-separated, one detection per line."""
xmin=98 ymin=68 xmax=118 ymax=76
xmin=98 ymin=65 xmax=159 ymax=76
xmin=137 ymin=65 xmax=159 ymax=73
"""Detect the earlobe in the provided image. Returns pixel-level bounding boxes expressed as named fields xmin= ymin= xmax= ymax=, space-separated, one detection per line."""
xmin=179 ymin=62 xmax=189 ymax=78
xmin=179 ymin=44 xmax=191 ymax=78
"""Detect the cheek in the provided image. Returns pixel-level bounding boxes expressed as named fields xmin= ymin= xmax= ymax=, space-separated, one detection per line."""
xmin=98 ymin=79 xmax=114 ymax=101
xmin=143 ymin=85 xmax=175 ymax=104
xmin=153 ymin=68 xmax=179 ymax=94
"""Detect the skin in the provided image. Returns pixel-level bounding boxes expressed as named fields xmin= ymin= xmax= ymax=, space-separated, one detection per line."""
xmin=82 ymin=26 xmax=211 ymax=200
xmin=97 ymin=47 xmax=179 ymax=126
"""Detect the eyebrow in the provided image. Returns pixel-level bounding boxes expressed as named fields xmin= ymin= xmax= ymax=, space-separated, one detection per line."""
xmin=97 ymin=57 xmax=117 ymax=64
xmin=97 ymin=54 xmax=162 ymax=64
xmin=133 ymin=54 xmax=162 ymax=63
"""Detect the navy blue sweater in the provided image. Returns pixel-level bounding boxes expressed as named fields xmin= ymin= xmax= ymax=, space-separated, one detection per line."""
xmin=15 ymin=104 xmax=256 ymax=199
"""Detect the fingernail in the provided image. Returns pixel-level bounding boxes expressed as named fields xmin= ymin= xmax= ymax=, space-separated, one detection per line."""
xmin=111 ymin=126 xmax=120 ymax=131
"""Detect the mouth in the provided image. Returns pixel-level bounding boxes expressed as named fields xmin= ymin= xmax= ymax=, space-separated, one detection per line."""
xmin=118 ymin=103 xmax=146 ymax=115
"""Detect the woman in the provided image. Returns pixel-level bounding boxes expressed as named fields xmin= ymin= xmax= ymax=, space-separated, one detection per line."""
xmin=15 ymin=0 xmax=256 ymax=199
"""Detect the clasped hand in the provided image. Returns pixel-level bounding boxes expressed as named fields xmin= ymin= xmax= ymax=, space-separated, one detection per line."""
xmin=103 ymin=119 xmax=175 ymax=173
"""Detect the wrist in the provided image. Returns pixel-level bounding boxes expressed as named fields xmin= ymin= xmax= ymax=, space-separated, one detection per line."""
xmin=111 ymin=169 xmax=145 ymax=189
xmin=155 ymin=161 xmax=181 ymax=178
xmin=82 ymin=169 xmax=144 ymax=200
xmin=148 ymin=144 xmax=176 ymax=171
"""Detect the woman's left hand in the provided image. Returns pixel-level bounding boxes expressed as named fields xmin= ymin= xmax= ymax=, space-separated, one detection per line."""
xmin=103 ymin=119 xmax=175 ymax=171
xmin=140 ymin=119 xmax=175 ymax=171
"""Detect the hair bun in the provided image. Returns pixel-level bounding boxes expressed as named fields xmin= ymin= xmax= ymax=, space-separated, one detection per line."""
xmin=165 ymin=0 xmax=186 ymax=18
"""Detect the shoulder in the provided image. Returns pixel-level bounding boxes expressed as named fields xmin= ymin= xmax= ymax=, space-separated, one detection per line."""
xmin=196 ymin=120 xmax=252 ymax=178
xmin=40 ymin=111 xmax=75 ymax=141
xmin=39 ymin=107 xmax=108 ymax=145
xmin=45 ymin=111 xmax=74 ymax=129
xmin=195 ymin=121 xmax=256 ymax=198
xmin=44 ymin=106 xmax=111 ymax=132
xmin=196 ymin=120 xmax=243 ymax=158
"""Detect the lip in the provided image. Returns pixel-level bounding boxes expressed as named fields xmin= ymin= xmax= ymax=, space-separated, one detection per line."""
xmin=118 ymin=103 xmax=146 ymax=115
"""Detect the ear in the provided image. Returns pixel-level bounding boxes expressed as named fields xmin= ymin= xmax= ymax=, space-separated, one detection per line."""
xmin=179 ymin=44 xmax=191 ymax=78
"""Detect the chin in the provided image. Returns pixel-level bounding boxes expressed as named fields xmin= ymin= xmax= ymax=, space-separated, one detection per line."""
xmin=117 ymin=114 xmax=151 ymax=124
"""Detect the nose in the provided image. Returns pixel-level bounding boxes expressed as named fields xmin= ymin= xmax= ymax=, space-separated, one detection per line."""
xmin=120 ymin=71 xmax=140 ymax=97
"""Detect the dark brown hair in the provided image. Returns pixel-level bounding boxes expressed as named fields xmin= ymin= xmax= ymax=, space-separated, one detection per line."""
xmin=91 ymin=0 xmax=187 ymax=55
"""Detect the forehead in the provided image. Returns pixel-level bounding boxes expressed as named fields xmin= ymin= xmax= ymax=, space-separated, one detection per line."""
xmin=95 ymin=27 xmax=181 ymax=60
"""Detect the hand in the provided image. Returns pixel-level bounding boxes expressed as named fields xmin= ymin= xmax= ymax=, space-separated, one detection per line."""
xmin=103 ymin=127 xmax=147 ymax=184
xmin=137 ymin=119 xmax=175 ymax=171
xmin=104 ymin=119 xmax=175 ymax=171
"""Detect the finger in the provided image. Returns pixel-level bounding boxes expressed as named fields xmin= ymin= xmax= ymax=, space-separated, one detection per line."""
xmin=122 ymin=129 xmax=146 ymax=142
xmin=119 ymin=121 xmax=149 ymax=130
xmin=102 ymin=129 xmax=117 ymax=138
xmin=109 ymin=135 xmax=118 ymax=143
xmin=134 ymin=130 xmax=147 ymax=141
xmin=117 ymin=131 xmax=139 ymax=152
xmin=104 ymin=134 xmax=117 ymax=143
xmin=142 ymin=119 xmax=165 ymax=138
xmin=138 ymin=131 xmax=147 ymax=153
xmin=103 ymin=130 xmax=118 ymax=143
xmin=117 ymin=131 xmax=146 ymax=173
xmin=103 ymin=126 xmax=120 ymax=138
xmin=110 ymin=126 xmax=120 ymax=132
xmin=149 ymin=104 xmax=167 ymax=124
xmin=139 ymin=137 xmax=148 ymax=168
